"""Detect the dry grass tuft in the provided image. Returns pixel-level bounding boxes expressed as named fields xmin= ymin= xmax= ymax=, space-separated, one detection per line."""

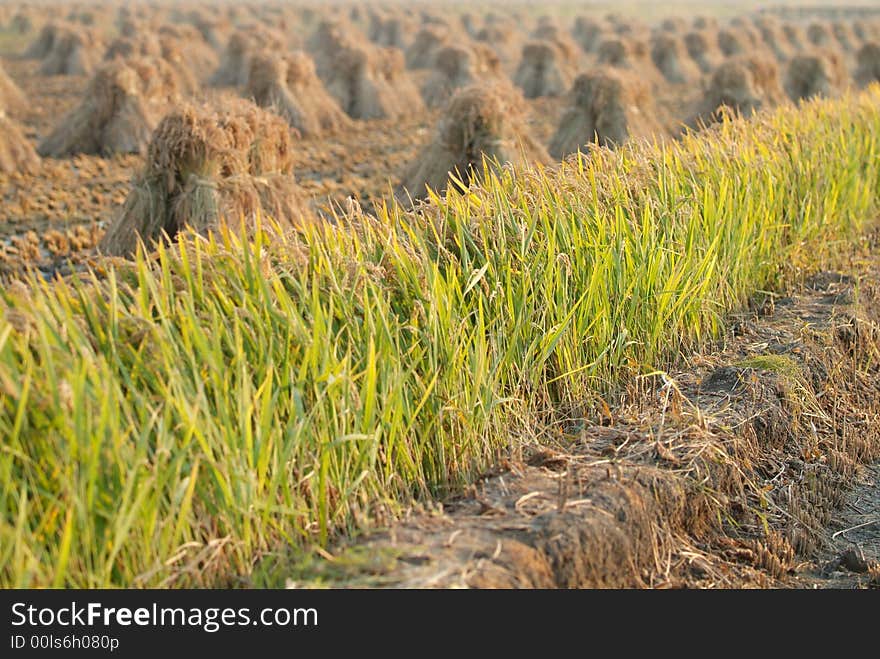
xmin=24 ymin=21 xmax=63 ymax=59
xmin=684 ymin=30 xmax=722 ymax=74
xmin=784 ymin=50 xmax=847 ymax=102
xmin=757 ymin=21 xmax=795 ymax=62
xmin=321 ymin=43 xmax=423 ymax=120
xmin=807 ymin=22 xmax=835 ymax=49
xmin=156 ymin=26 xmax=218 ymax=87
xmin=514 ymin=40 xmax=575 ymax=99
xmin=0 ymin=111 xmax=40 ymax=174
xmin=597 ymin=37 xmax=650 ymax=70
xmin=549 ymin=69 xmax=663 ymax=158
xmin=651 ymin=33 xmax=701 ymax=84
xmin=38 ymin=58 xmax=182 ymax=157
xmin=421 ymin=45 xmax=504 ymax=108
xmin=855 ymin=42 xmax=880 ymax=88
xmin=245 ymin=51 xmax=351 ymax=137
xmin=369 ymin=15 xmax=411 ymax=50
xmin=38 ymin=24 xmax=100 ymax=76
xmin=8 ymin=11 xmax=32 ymax=34
xmin=572 ymin=16 xmax=606 ymax=54
xmin=782 ymin=22 xmax=807 ymax=51
xmin=474 ymin=25 xmax=522 ymax=66
xmin=0 ymin=63 xmax=27 ymax=117
xmin=404 ymin=26 xmax=450 ymax=69
xmin=397 ymin=83 xmax=548 ymax=202
xmin=211 ymin=27 xmax=285 ymax=88
xmin=529 ymin=23 xmax=581 ymax=63
xmin=690 ymin=55 xmax=785 ymax=127
xmin=831 ymin=22 xmax=858 ymax=52
xmin=307 ymin=18 xmax=359 ymax=80
xmin=100 ymin=100 xmax=312 ymax=257
xmin=103 ymin=35 xmax=162 ymax=62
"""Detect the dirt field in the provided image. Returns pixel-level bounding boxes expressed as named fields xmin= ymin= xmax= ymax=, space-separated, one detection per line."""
xmin=0 ymin=28 xmax=577 ymax=278
xmin=1 ymin=1 xmax=879 ymax=589
xmin=7 ymin=0 xmax=851 ymax=277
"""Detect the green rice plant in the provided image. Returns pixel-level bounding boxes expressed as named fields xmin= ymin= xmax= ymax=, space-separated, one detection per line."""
xmin=1 ymin=88 xmax=879 ymax=587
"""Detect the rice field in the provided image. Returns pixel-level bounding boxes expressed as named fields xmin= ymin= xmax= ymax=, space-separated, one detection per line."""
xmin=1 ymin=1 xmax=880 ymax=588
